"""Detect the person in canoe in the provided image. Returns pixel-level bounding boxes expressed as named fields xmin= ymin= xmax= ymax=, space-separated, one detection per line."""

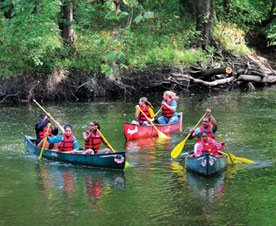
xmin=35 ymin=113 xmax=58 ymax=148
xmin=46 ymin=125 xmax=80 ymax=153
xmin=82 ymin=121 xmax=112 ymax=155
xmin=189 ymin=108 xmax=218 ymax=141
xmin=157 ymin=91 xmax=179 ymax=125
xmin=190 ymin=131 xmax=224 ymax=158
xmin=131 ymin=97 xmax=155 ymax=126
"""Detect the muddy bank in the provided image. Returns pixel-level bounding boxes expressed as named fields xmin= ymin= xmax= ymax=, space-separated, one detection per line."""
xmin=1 ymin=54 xmax=276 ymax=104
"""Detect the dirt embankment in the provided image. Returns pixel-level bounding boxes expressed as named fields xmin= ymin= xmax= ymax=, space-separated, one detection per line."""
xmin=1 ymin=52 xmax=276 ymax=104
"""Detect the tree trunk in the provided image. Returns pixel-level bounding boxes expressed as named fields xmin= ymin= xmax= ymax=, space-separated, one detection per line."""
xmin=0 ymin=0 xmax=13 ymax=19
xmin=195 ymin=0 xmax=213 ymax=48
xmin=223 ymin=0 xmax=231 ymax=14
xmin=59 ymin=0 xmax=75 ymax=46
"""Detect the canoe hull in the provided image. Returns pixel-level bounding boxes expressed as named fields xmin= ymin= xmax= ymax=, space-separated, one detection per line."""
xmin=186 ymin=154 xmax=227 ymax=176
xmin=24 ymin=135 xmax=125 ymax=170
xmin=124 ymin=112 xmax=183 ymax=140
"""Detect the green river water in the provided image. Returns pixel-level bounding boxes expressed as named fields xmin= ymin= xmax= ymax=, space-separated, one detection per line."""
xmin=1 ymin=89 xmax=276 ymax=225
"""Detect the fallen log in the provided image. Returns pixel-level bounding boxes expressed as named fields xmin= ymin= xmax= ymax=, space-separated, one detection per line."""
xmin=171 ymin=73 xmax=236 ymax=86
xmin=189 ymin=66 xmax=233 ymax=80
xmin=238 ymin=75 xmax=276 ymax=83
xmin=171 ymin=73 xmax=276 ymax=87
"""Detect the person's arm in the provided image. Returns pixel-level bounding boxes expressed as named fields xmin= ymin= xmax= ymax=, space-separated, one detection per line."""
xmin=37 ymin=118 xmax=50 ymax=130
xmin=206 ymin=109 xmax=217 ymax=133
xmin=148 ymin=107 xmax=155 ymax=120
xmin=135 ymin=106 xmax=140 ymax=119
xmin=188 ymin=127 xmax=200 ymax=139
xmin=83 ymin=131 xmax=92 ymax=141
xmin=164 ymin=100 xmax=177 ymax=112
xmin=47 ymin=134 xmax=63 ymax=144
xmin=73 ymin=137 xmax=79 ymax=151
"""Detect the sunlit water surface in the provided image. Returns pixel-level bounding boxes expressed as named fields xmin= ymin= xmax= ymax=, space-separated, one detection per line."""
xmin=1 ymin=89 xmax=276 ymax=225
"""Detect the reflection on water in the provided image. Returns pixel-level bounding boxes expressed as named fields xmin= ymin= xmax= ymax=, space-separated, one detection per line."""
xmin=171 ymin=161 xmax=247 ymax=203
xmin=37 ymin=162 xmax=125 ymax=205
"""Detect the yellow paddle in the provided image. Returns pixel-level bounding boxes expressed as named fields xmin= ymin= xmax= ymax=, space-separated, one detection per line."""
xmin=38 ymin=123 xmax=51 ymax=160
xmin=97 ymin=128 xmax=130 ymax=167
xmin=171 ymin=113 xmax=206 ymax=159
xmin=218 ymin=134 xmax=255 ymax=164
xmin=138 ymin=106 xmax=168 ymax=138
xmin=154 ymin=106 xmax=162 ymax=118
xmin=33 ymin=99 xmax=64 ymax=133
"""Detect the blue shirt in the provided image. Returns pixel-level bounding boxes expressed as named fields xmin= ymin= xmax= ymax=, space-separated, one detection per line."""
xmin=162 ymin=100 xmax=177 ymax=117
xmin=48 ymin=134 xmax=79 ymax=151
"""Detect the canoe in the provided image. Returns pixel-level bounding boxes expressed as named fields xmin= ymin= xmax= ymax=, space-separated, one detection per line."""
xmin=24 ymin=135 xmax=125 ymax=170
xmin=124 ymin=112 xmax=183 ymax=140
xmin=186 ymin=154 xmax=227 ymax=176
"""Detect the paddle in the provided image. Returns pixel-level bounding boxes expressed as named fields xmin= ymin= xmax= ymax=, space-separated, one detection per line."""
xmin=97 ymin=128 xmax=130 ymax=167
xmin=171 ymin=113 xmax=206 ymax=159
xmin=154 ymin=106 xmax=162 ymax=118
xmin=38 ymin=123 xmax=51 ymax=160
xmin=138 ymin=106 xmax=168 ymax=138
xmin=218 ymin=134 xmax=255 ymax=164
xmin=33 ymin=99 xmax=64 ymax=133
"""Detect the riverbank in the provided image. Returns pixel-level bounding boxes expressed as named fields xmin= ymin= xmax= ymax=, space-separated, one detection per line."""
xmin=1 ymin=51 xmax=276 ymax=104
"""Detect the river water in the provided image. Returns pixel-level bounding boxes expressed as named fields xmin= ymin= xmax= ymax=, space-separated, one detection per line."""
xmin=1 ymin=89 xmax=276 ymax=225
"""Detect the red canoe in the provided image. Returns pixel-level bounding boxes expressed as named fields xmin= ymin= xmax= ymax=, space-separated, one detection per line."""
xmin=124 ymin=112 xmax=183 ymax=140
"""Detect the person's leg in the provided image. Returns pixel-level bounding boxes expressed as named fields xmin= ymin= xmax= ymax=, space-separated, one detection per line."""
xmin=142 ymin=121 xmax=150 ymax=126
xmin=96 ymin=148 xmax=111 ymax=155
xmin=131 ymin=121 xmax=140 ymax=125
xmin=167 ymin=116 xmax=179 ymax=124
xmin=54 ymin=143 xmax=59 ymax=151
xmin=158 ymin=116 xmax=167 ymax=124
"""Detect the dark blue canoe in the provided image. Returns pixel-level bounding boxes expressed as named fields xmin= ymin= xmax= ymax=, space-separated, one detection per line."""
xmin=24 ymin=135 xmax=125 ymax=170
xmin=186 ymin=154 xmax=227 ymax=176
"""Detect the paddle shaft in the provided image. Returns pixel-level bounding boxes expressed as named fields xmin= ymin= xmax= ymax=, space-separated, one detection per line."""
xmin=138 ymin=106 xmax=167 ymax=138
xmin=96 ymin=129 xmax=116 ymax=153
xmin=154 ymin=106 xmax=162 ymax=118
xmin=171 ymin=113 xmax=206 ymax=159
xmin=38 ymin=123 xmax=51 ymax=160
xmin=33 ymin=99 xmax=64 ymax=133
xmin=218 ymin=135 xmax=234 ymax=164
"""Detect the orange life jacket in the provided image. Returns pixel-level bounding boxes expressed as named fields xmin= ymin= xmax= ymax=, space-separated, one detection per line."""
xmin=84 ymin=130 xmax=102 ymax=153
xmin=161 ymin=99 xmax=175 ymax=118
xmin=202 ymin=141 xmax=218 ymax=155
xmin=197 ymin=125 xmax=215 ymax=142
xmin=38 ymin=122 xmax=53 ymax=139
xmin=137 ymin=105 xmax=151 ymax=124
xmin=58 ymin=134 xmax=74 ymax=152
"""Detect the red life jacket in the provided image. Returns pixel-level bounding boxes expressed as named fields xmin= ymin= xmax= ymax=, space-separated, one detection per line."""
xmin=38 ymin=122 xmax=53 ymax=139
xmin=202 ymin=140 xmax=218 ymax=155
xmin=197 ymin=124 xmax=215 ymax=142
xmin=84 ymin=130 xmax=102 ymax=153
xmin=161 ymin=99 xmax=175 ymax=118
xmin=137 ymin=105 xmax=151 ymax=124
xmin=58 ymin=134 xmax=74 ymax=152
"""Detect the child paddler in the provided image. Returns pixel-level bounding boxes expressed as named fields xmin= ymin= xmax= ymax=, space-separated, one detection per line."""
xmin=82 ymin=121 xmax=111 ymax=155
xmin=190 ymin=131 xmax=224 ymax=158
xmin=131 ymin=97 xmax=155 ymax=126
xmin=47 ymin=125 xmax=80 ymax=153
xmin=157 ymin=91 xmax=179 ymax=125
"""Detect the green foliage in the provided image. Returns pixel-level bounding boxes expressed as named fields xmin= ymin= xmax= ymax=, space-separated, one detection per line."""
xmin=212 ymin=22 xmax=252 ymax=56
xmin=266 ymin=19 xmax=276 ymax=46
xmin=0 ymin=0 xmax=274 ymax=77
